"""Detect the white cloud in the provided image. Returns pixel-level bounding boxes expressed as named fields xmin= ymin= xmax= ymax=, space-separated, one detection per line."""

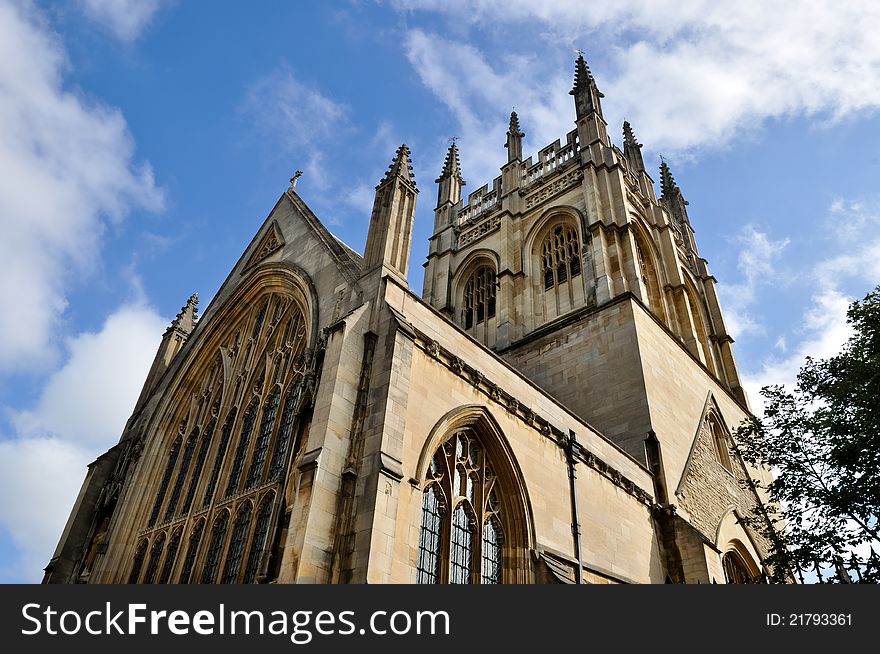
xmin=394 ymin=1 xmax=880 ymax=156
xmin=404 ymin=29 xmax=572 ymax=193
xmin=0 ymin=1 xmax=163 ymax=372
xmin=735 ymin=198 xmax=880 ymax=415
xmin=78 ymin=0 xmax=164 ymax=42
xmin=717 ymin=225 xmax=789 ymax=340
xmin=0 ymin=303 xmax=167 ymax=582
xmin=243 ymin=65 xmax=350 ymax=190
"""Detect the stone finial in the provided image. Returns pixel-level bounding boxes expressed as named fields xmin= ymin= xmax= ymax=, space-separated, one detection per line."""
xmin=167 ymin=293 xmax=199 ymax=336
xmin=570 ymin=54 xmax=594 ymax=95
xmin=622 ymin=120 xmax=645 ymax=173
xmin=505 ymin=110 xmax=525 ymax=162
xmin=659 ymin=161 xmax=679 ymax=200
xmin=507 ymin=111 xmax=524 ymax=139
xmin=569 ymin=53 xmax=605 ymax=119
xmin=289 ymin=170 xmax=303 ymax=191
xmin=436 ymin=140 xmax=464 ymax=184
xmin=379 ymin=144 xmax=417 ymax=189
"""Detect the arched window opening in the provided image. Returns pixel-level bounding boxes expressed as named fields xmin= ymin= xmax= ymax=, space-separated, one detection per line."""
xmin=164 ymin=431 xmax=198 ymax=522
xmin=245 ymin=390 xmax=280 ymax=489
xmin=202 ymin=411 xmax=236 ymax=508
xmin=541 ymin=225 xmax=581 ymax=291
xmin=243 ymin=494 xmax=274 ymax=584
xmin=221 ymin=503 xmax=253 ymax=584
xmin=143 ymin=531 xmax=166 ymax=584
xmin=416 ymin=430 xmax=507 ymax=584
xmin=723 ymin=551 xmax=755 ymax=584
xmin=463 ymin=266 xmax=497 ymax=330
xmin=128 ymin=539 xmax=148 ymax=584
xmin=179 ymin=520 xmax=205 ymax=584
xmin=201 ymin=512 xmax=229 ymax=584
xmin=225 ymin=402 xmax=258 ymax=498
xmin=148 ymin=436 xmax=182 ymax=528
xmin=709 ymin=414 xmax=732 ymax=472
xmin=158 ymin=529 xmax=182 ymax=584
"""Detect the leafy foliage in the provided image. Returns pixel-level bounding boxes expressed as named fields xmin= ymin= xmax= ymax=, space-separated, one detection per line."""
xmin=734 ymin=286 xmax=880 ymax=583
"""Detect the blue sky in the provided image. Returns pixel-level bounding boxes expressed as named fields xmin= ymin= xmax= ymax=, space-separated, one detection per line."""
xmin=1 ymin=0 xmax=879 ymax=582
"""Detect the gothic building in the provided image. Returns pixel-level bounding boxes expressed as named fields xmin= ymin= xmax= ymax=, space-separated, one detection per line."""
xmin=45 ymin=56 xmax=776 ymax=585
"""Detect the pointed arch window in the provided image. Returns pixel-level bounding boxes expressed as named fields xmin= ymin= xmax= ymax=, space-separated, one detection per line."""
xmin=416 ymin=430 xmax=506 ymax=584
xmin=541 ymin=225 xmax=581 ymax=290
xmin=463 ymin=266 xmax=496 ymax=330
xmin=203 ymin=411 xmax=236 ymax=508
xmin=201 ymin=511 xmax=229 ymax=584
xmin=164 ymin=431 xmax=198 ymax=522
xmin=221 ymin=503 xmax=253 ymax=584
xmin=143 ymin=531 xmax=166 ymax=584
xmin=245 ymin=390 xmax=280 ymax=489
xmin=148 ymin=436 xmax=182 ymax=528
xmin=158 ymin=528 xmax=182 ymax=584
xmin=708 ymin=414 xmax=733 ymax=472
xmin=225 ymin=402 xmax=258 ymax=498
xmin=243 ymin=493 xmax=275 ymax=584
xmin=179 ymin=520 xmax=204 ymax=584
xmin=128 ymin=539 xmax=148 ymax=584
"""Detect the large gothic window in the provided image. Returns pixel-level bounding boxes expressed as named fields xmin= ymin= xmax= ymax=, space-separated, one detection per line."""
xmin=416 ymin=430 xmax=505 ymax=584
xmin=541 ymin=225 xmax=581 ymax=290
xmin=463 ymin=266 xmax=496 ymax=330
xmin=131 ymin=289 xmax=311 ymax=584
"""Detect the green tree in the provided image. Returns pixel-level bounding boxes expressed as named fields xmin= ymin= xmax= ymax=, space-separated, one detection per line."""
xmin=735 ymin=285 xmax=880 ymax=583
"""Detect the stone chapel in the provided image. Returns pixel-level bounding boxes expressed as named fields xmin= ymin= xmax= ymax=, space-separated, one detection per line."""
xmin=44 ymin=56 xmax=777 ymax=585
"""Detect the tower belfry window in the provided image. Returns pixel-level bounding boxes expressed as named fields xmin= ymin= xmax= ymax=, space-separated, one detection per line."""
xmin=463 ymin=266 xmax=497 ymax=330
xmin=542 ymin=225 xmax=581 ymax=290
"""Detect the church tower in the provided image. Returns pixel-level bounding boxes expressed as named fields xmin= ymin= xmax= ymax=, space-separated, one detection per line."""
xmin=46 ymin=56 xmax=776 ymax=587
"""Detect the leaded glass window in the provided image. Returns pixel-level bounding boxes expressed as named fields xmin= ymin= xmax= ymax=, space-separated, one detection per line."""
xmin=148 ymin=437 xmax=181 ymax=528
xmin=463 ymin=266 xmax=496 ymax=330
xmin=221 ymin=503 xmax=253 ymax=584
xmin=143 ymin=531 xmax=166 ymax=584
xmin=164 ymin=431 xmax=198 ymax=522
xmin=482 ymin=518 xmax=502 ymax=584
xmin=245 ymin=390 xmax=280 ymax=489
xmin=268 ymin=385 xmax=299 ymax=481
xmin=225 ymin=402 xmax=258 ymax=498
xmin=179 ymin=521 xmax=204 ymax=584
xmin=416 ymin=485 xmax=443 ymax=584
xmin=128 ymin=539 xmax=148 ymax=584
xmin=203 ymin=411 xmax=236 ymax=508
xmin=723 ymin=551 xmax=754 ymax=584
xmin=541 ymin=225 xmax=582 ymax=290
xmin=416 ymin=431 xmax=506 ymax=584
xmin=201 ymin=512 xmax=229 ymax=584
xmin=243 ymin=494 xmax=274 ymax=584
xmin=158 ymin=529 xmax=182 ymax=584
xmin=449 ymin=505 xmax=475 ymax=584
xmin=182 ymin=422 xmax=214 ymax=515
